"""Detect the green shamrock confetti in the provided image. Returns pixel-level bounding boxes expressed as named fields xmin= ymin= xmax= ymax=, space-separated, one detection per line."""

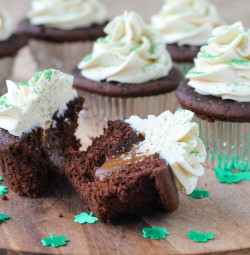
xmin=187 ymin=230 xmax=214 ymax=243
xmin=214 ymin=167 xmax=250 ymax=184
xmin=0 ymin=176 xmax=2 ymax=184
xmin=41 ymin=233 xmax=69 ymax=248
xmin=142 ymin=226 xmax=170 ymax=240
xmin=0 ymin=186 xmax=8 ymax=196
xmin=190 ymin=188 xmax=210 ymax=199
xmin=0 ymin=214 xmax=10 ymax=224
xmin=74 ymin=212 xmax=99 ymax=224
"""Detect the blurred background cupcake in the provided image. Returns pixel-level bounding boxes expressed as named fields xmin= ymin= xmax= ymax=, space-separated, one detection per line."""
xmin=73 ymin=11 xmax=183 ymax=147
xmin=151 ymin=0 xmax=223 ymax=75
xmin=17 ymin=0 xmax=107 ymax=72
xmin=176 ymin=22 xmax=250 ymax=170
xmin=0 ymin=7 xmax=27 ymax=95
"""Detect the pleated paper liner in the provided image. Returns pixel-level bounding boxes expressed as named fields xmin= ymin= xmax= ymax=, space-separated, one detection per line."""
xmin=195 ymin=116 xmax=250 ymax=171
xmin=29 ymin=39 xmax=94 ymax=73
xmin=76 ymin=90 xmax=178 ymax=149
xmin=0 ymin=56 xmax=15 ymax=95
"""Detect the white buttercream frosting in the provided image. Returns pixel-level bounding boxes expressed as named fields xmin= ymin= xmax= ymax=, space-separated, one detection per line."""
xmin=0 ymin=69 xmax=77 ymax=137
xmin=187 ymin=22 xmax=250 ymax=102
xmin=28 ymin=0 xmax=107 ymax=30
xmin=151 ymin=0 xmax=222 ymax=46
xmin=0 ymin=7 xmax=13 ymax=41
xmin=78 ymin=11 xmax=172 ymax=83
xmin=126 ymin=109 xmax=206 ymax=195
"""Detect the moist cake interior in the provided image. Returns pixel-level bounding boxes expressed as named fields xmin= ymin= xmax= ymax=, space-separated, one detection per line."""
xmin=0 ymin=97 xmax=84 ymax=197
xmin=65 ymin=120 xmax=179 ymax=222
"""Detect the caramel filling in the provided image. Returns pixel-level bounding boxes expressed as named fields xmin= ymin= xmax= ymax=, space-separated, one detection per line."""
xmin=95 ymin=145 xmax=147 ymax=182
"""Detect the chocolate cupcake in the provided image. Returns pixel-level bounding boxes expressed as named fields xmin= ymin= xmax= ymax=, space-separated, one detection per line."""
xmin=73 ymin=11 xmax=183 ymax=147
xmin=64 ymin=109 xmax=206 ymax=222
xmin=17 ymin=0 xmax=107 ymax=72
xmin=0 ymin=69 xmax=83 ymax=197
xmin=151 ymin=0 xmax=222 ymax=75
xmin=176 ymin=22 xmax=250 ymax=170
xmin=0 ymin=7 xmax=27 ymax=95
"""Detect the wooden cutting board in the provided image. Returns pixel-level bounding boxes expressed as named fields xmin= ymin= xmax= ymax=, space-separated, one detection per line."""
xmin=0 ymin=168 xmax=249 ymax=255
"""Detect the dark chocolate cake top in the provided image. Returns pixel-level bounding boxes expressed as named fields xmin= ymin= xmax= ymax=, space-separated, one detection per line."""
xmin=0 ymin=8 xmax=27 ymax=57
xmin=73 ymin=66 xmax=182 ymax=98
xmin=176 ymin=80 xmax=250 ymax=122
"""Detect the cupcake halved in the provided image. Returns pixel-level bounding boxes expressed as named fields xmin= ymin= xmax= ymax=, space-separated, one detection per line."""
xmin=0 ymin=69 xmax=84 ymax=197
xmin=64 ymin=109 xmax=206 ymax=222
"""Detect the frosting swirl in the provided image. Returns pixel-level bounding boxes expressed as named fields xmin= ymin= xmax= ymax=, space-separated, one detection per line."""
xmin=126 ymin=109 xmax=206 ymax=195
xmin=0 ymin=69 xmax=77 ymax=137
xmin=151 ymin=0 xmax=222 ymax=46
xmin=187 ymin=22 xmax=250 ymax=102
xmin=78 ymin=11 xmax=172 ymax=84
xmin=0 ymin=7 xmax=13 ymax=41
xmin=28 ymin=0 xmax=107 ymax=30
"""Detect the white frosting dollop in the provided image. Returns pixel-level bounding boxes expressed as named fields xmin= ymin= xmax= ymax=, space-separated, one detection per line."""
xmin=0 ymin=7 xmax=13 ymax=41
xmin=0 ymin=69 xmax=77 ymax=137
xmin=151 ymin=0 xmax=222 ymax=46
xmin=186 ymin=22 xmax=250 ymax=102
xmin=28 ymin=0 xmax=107 ymax=30
xmin=78 ymin=11 xmax=172 ymax=84
xmin=126 ymin=109 xmax=206 ymax=195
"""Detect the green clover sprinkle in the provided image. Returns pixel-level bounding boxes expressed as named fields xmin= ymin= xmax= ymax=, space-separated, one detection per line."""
xmin=142 ymin=226 xmax=170 ymax=240
xmin=190 ymin=151 xmax=200 ymax=156
xmin=0 ymin=176 xmax=2 ymax=184
xmin=74 ymin=212 xmax=99 ymax=224
xmin=187 ymin=230 xmax=214 ymax=242
xmin=41 ymin=233 xmax=69 ymax=248
xmin=82 ymin=54 xmax=93 ymax=62
xmin=190 ymin=188 xmax=210 ymax=199
xmin=214 ymin=167 xmax=250 ymax=184
xmin=0 ymin=214 xmax=10 ymax=224
xmin=0 ymin=186 xmax=8 ymax=196
xmin=225 ymin=59 xmax=250 ymax=67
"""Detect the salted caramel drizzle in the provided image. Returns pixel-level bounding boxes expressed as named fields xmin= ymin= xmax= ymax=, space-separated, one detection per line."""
xmin=95 ymin=145 xmax=146 ymax=182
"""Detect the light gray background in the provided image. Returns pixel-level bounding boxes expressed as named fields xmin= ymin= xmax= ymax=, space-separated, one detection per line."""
xmin=0 ymin=0 xmax=249 ymax=80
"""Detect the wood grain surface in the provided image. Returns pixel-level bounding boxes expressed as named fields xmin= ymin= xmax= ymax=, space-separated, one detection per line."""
xmin=0 ymin=1 xmax=250 ymax=254
xmin=0 ymin=168 xmax=250 ymax=255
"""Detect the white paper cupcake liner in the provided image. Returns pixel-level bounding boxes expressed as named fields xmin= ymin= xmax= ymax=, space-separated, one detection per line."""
xmin=76 ymin=90 xmax=177 ymax=149
xmin=29 ymin=39 xmax=94 ymax=73
xmin=195 ymin=116 xmax=250 ymax=171
xmin=0 ymin=56 xmax=15 ymax=95
xmin=174 ymin=62 xmax=194 ymax=77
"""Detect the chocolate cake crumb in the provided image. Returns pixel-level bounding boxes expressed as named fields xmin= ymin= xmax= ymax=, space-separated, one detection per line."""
xmin=64 ymin=120 xmax=179 ymax=222
xmin=0 ymin=97 xmax=84 ymax=197
xmin=1 ymin=195 xmax=8 ymax=200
